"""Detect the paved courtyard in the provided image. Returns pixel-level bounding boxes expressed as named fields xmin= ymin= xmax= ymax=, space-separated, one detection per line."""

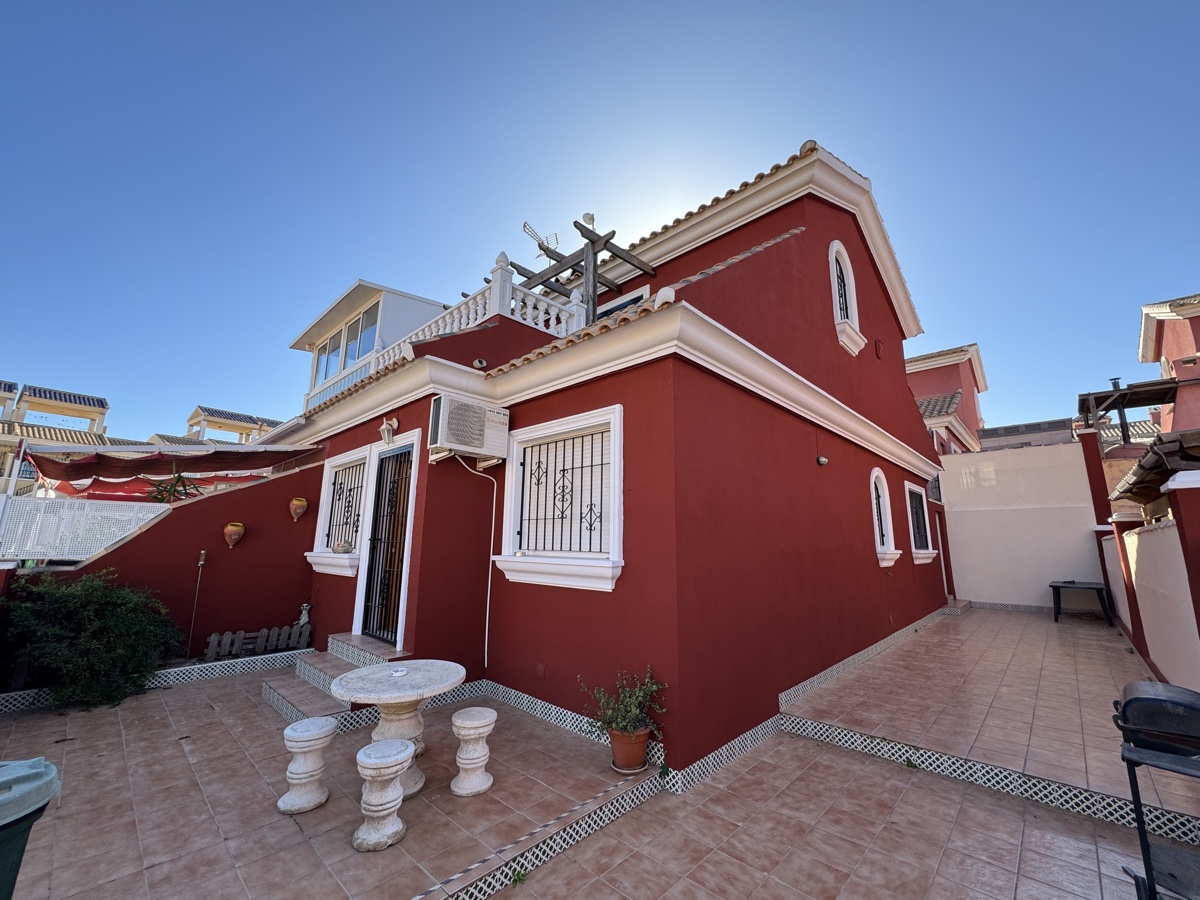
xmin=3 ymin=608 xmax=1192 ymax=898
xmin=783 ymin=607 xmax=1200 ymax=816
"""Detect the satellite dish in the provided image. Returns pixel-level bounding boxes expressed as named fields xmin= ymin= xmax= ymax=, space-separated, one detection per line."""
xmin=522 ymin=221 xmax=558 ymax=259
xmin=582 ymin=212 xmax=595 ymax=228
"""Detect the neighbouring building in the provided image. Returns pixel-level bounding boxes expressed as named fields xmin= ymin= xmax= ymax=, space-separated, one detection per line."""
xmin=905 ymin=343 xmax=987 ymax=456
xmin=149 ymin=406 xmax=285 ymax=446
xmin=0 ymin=383 xmax=146 ymax=494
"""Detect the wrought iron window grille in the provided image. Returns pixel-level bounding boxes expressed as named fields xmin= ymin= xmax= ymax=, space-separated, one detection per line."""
xmin=517 ymin=429 xmax=609 ymax=554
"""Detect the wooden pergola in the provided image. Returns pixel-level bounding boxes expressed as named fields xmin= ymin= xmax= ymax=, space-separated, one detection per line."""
xmin=511 ymin=219 xmax=656 ymax=324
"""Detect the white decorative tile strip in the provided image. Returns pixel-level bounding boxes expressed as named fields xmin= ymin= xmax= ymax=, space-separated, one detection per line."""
xmin=0 ymin=688 xmax=52 ymax=715
xmin=327 ymin=637 xmax=392 ymax=668
xmin=145 ymin=649 xmax=314 ymax=689
xmin=662 ymin=716 xmax=782 ymax=794
xmin=1 ymin=649 xmax=314 ymax=715
xmin=778 ymin=607 xmax=948 ymax=709
xmin=970 ymin=600 xmax=1101 ymax=615
xmin=295 ymin=657 xmax=334 ymax=693
xmin=334 ymin=705 xmax=380 ymax=733
xmin=411 ymin=773 xmax=662 ymax=900
xmin=782 ymin=714 xmax=1200 ymax=845
xmin=262 ymin=681 xmax=305 ymax=725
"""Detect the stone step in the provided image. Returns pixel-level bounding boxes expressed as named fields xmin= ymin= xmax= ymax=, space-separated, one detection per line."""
xmin=327 ymin=632 xmax=410 ymax=667
xmin=263 ymin=672 xmax=348 ymax=724
xmin=296 ymin=651 xmax=359 ymax=693
xmin=943 ymin=598 xmax=971 ymax=616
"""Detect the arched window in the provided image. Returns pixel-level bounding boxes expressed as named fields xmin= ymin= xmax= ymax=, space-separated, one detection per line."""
xmin=829 ymin=241 xmax=865 ymax=356
xmin=869 ymin=467 xmax=902 ymax=567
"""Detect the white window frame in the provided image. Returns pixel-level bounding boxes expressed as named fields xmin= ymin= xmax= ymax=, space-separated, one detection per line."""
xmin=494 ymin=405 xmax=624 ymax=591
xmin=829 ymin=240 xmax=866 ymax=357
xmin=870 ymin=467 xmax=902 ymax=567
xmin=312 ymin=301 xmax=381 ymax=389
xmin=904 ymin=481 xmax=938 ymax=565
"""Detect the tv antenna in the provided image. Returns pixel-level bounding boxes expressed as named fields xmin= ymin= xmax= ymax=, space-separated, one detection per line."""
xmin=522 ymin=222 xmax=558 ymax=259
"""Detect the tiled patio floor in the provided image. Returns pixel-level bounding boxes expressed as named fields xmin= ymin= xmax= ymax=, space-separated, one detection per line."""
xmin=781 ymin=607 xmax=1200 ymax=817
xmin=510 ymin=733 xmax=1150 ymax=899
xmin=2 ymin=672 xmax=641 ymax=900
xmin=2 ymin=630 xmax=1193 ymax=900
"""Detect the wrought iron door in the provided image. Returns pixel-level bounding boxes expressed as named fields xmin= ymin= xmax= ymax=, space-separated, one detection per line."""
xmin=361 ymin=448 xmax=413 ymax=644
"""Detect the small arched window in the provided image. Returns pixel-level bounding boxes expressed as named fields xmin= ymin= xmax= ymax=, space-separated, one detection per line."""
xmin=869 ymin=467 xmax=902 ymax=567
xmin=829 ymin=241 xmax=865 ymax=356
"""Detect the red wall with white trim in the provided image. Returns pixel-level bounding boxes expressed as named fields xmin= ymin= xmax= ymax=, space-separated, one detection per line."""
xmin=479 ymin=355 xmax=943 ymax=769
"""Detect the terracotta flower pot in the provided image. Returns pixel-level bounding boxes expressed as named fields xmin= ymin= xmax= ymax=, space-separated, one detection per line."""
xmin=608 ymin=726 xmax=652 ymax=774
xmin=289 ymin=498 xmax=308 ymax=521
xmin=223 ymin=522 xmax=245 ymax=549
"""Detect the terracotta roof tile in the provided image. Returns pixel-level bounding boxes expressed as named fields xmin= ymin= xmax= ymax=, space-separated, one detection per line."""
xmin=916 ymin=390 xmax=962 ymax=418
xmin=0 ymin=421 xmax=148 ymax=445
xmin=195 ymin=406 xmax=283 ymax=427
xmin=622 ymin=141 xmax=860 ymax=253
xmin=19 ymin=385 xmax=109 ymax=409
xmin=0 ymin=381 xmax=16 ymax=395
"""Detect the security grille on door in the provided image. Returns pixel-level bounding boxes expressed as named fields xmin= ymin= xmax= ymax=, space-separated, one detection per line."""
xmin=518 ymin=429 xmax=609 ymax=554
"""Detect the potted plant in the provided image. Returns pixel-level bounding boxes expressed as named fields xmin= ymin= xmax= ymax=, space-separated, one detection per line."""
xmin=579 ymin=666 xmax=667 ymax=774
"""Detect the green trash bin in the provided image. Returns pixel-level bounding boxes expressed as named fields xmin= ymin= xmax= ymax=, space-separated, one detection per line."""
xmin=0 ymin=758 xmax=60 ymax=900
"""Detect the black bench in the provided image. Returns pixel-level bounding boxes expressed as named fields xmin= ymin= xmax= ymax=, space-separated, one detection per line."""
xmin=1048 ymin=580 xmax=1113 ymax=627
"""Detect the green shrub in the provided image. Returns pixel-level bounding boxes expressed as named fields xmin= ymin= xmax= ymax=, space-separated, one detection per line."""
xmin=4 ymin=571 xmax=183 ymax=708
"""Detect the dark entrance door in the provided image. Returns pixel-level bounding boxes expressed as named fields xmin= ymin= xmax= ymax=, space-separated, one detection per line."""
xmin=361 ymin=448 xmax=413 ymax=644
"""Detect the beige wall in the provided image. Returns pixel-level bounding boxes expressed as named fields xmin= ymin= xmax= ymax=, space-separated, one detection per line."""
xmin=1124 ymin=520 xmax=1200 ymax=691
xmin=1101 ymin=534 xmax=1132 ymax=626
xmin=942 ymin=444 xmax=1104 ymax=610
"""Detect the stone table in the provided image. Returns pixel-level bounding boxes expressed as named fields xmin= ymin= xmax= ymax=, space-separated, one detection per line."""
xmin=330 ymin=659 xmax=466 ymax=798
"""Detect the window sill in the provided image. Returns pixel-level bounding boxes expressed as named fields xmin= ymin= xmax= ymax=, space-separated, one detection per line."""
xmin=305 ymin=551 xmax=360 ymax=577
xmin=912 ymin=549 xmax=938 ymax=565
xmin=837 ymin=320 xmax=867 ymax=356
xmin=876 ymin=548 xmax=902 ymax=568
xmin=493 ymin=555 xmax=623 ymax=592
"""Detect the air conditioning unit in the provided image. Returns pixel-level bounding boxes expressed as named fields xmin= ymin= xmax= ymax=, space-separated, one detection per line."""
xmin=428 ymin=395 xmax=509 ymax=459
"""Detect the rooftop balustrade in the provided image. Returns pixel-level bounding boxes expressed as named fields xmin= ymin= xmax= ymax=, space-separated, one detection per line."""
xmin=301 ymin=255 xmax=585 ymax=413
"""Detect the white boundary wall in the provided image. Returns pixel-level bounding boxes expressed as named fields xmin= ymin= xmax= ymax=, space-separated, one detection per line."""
xmin=941 ymin=444 xmax=1103 ymax=610
xmin=1124 ymin=520 xmax=1200 ymax=691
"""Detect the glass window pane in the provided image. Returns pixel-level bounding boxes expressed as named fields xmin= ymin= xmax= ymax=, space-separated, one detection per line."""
xmin=359 ymin=303 xmax=379 ymax=357
xmin=344 ymin=318 xmax=362 ymax=366
xmin=316 ymin=342 xmax=329 ymax=383
xmin=325 ymin=331 xmax=342 ymax=379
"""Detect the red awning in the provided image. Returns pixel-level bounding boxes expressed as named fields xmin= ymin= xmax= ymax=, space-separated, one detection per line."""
xmin=53 ymin=474 xmax=266 ymax=501
xmin=26 ymin=445 xmax=318 ymax=480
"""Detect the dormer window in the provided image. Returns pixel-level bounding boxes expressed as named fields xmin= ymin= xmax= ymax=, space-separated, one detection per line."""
xmin=829 ymin=241 xmax=866 ymax=357
xmin=315 ymin=301 xmax=379 ymax=386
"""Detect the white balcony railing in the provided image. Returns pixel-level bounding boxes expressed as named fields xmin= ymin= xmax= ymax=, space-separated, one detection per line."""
xmin=302 ymin=254 xmax=586 ymax=412
xmin=0 ymin=496 xmax=170 ymax=561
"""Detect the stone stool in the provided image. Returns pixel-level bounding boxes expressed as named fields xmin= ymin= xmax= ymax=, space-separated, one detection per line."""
xmin=277 ymin=716 xmax=338 ymax=814
xmin=450 ymin=707 xmax=498 ymax=797
xmin=354 ymin=739 xmax=415 ymax=851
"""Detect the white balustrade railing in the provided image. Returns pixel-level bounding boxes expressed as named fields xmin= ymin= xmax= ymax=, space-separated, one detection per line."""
xmin=301 ymin=254 xmax=588 ymax=412
xmin=0 ymin=496 xmax=170 ymax=561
